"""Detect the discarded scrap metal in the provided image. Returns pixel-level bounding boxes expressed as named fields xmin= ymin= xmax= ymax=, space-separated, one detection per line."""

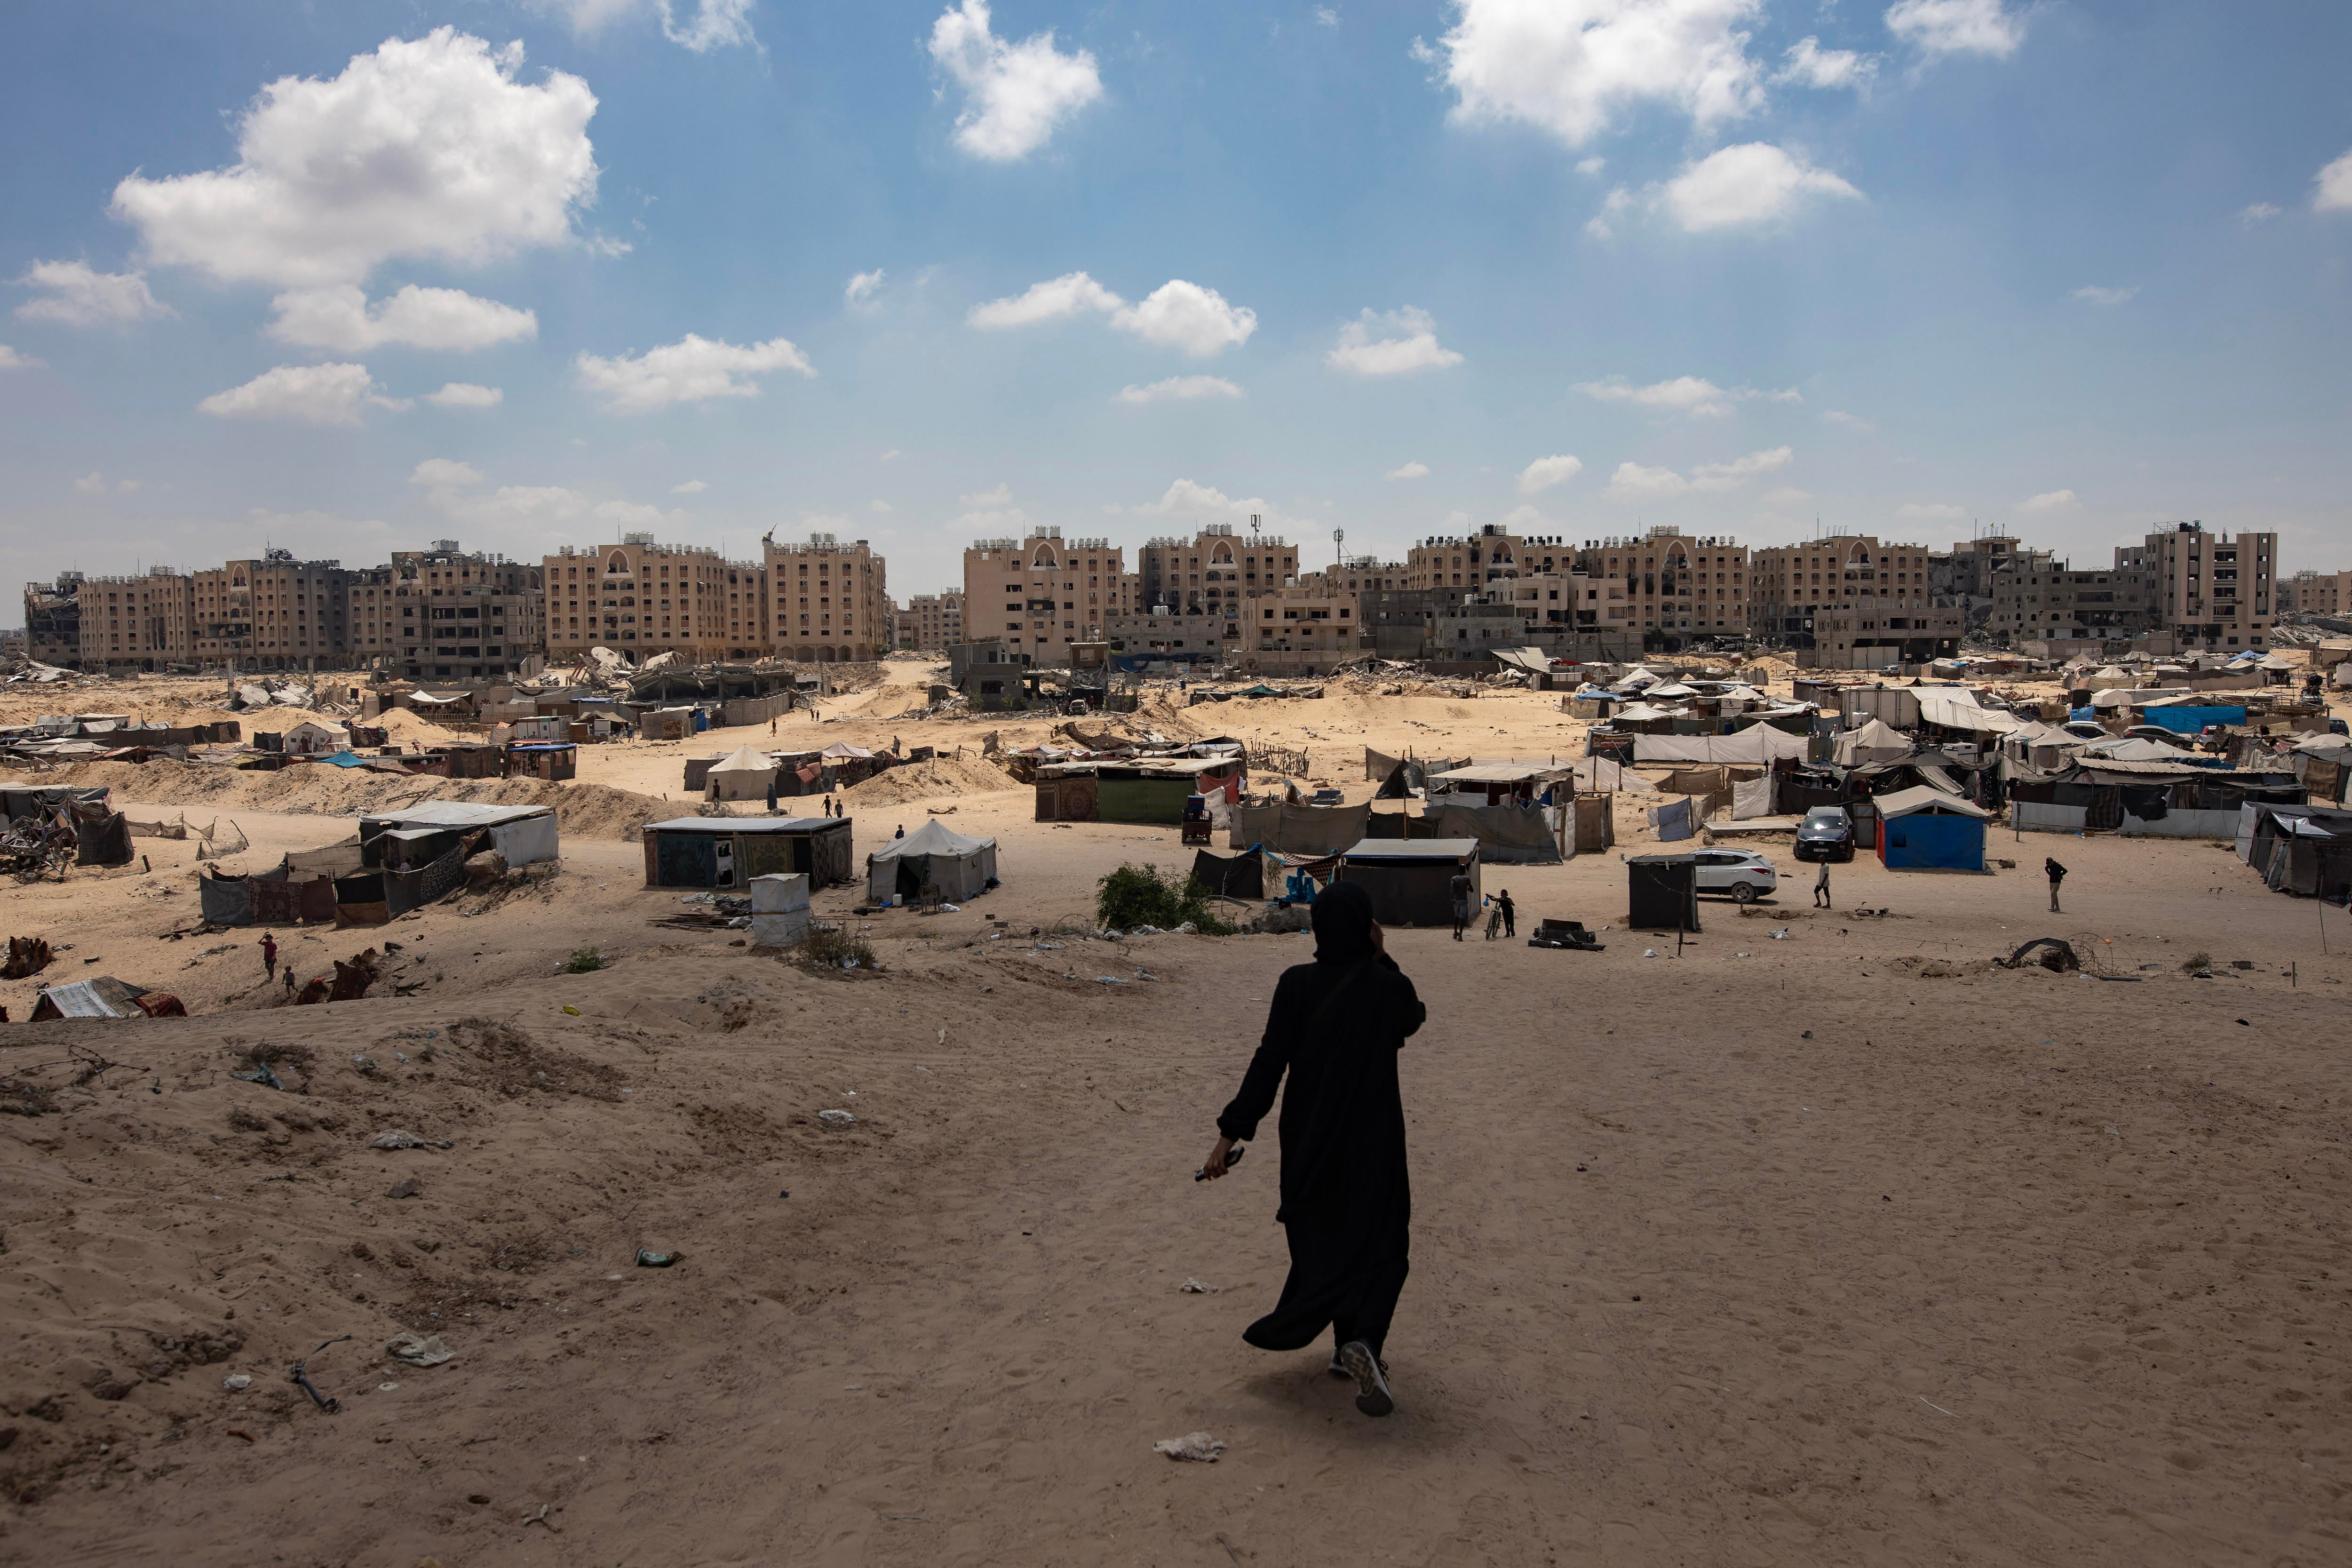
xmin=289 ymin=1335 xmax=351 ymax=1414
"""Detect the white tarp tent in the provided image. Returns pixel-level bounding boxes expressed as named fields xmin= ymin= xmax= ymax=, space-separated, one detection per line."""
xmin=866 ymin=819 xmax=998 ymax=902
xmin=1914 ymin=691 xmax=2021 ymax=734
xmin=1633 ymin=727 xmax=1809 ymax=765
xmin=359 ymin=801 xmax=561 ymax=867
xmin=1835 ymin=717 xmax=1911 ymax=765
xmin=1731 ymin=773 xmax=1776 ymax=819
xmin=706 ymin=743 xmax=778 ymax=801
xmin=1570 ymin=757 xmax=1661 ymax=794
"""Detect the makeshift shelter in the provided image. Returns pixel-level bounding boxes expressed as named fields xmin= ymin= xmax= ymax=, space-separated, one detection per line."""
xmin=1427 ymin=761 xmax=1571 ymax=805
xmin=1834 ymin=717 xmax=1912 ymax=766
xmin=358 ymin=803 xmax=559 ymax=870
xmin=2136 ymin=701 xmax=2247 ymax=734
xmin=507 ymin=743 xmax=577 ymax=782
xmin=1626 ymin=854 xmax=1700 ymax=932
xmin=641 ymin=816 xmax=855 ymax=890
xmin=866 ymin=819 xmax=998 ymax=903
xmin=1632 ymin=727 xmax=1808 ymax=766
xmin=1189 ymin=849 xmax=1265 ymax=899
xmin=706 ymin=744 xmax=780 ymax=802
xmin=749 ymin=873 xmax=812 ymax=948
xmin=1335 ymin=839 xmax=1480 ymax=927
xmin=1227 ymin=801 xmax=1372 ymax=856
xmin=28 ymin=976 xmax=183 ymax=1020
xmin=1874 ymin=785 xmax=1991 ymax=872
xmin=280 ymin=720 xmax=350 ymax=756
xmin=1034 ymin=757 xmax=1243 ymax=824
xmin=1417 ymin=802 xmax=1563 ymax=863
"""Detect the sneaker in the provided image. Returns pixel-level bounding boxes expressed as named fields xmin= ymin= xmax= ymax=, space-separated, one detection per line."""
xmin=1336 ymin=1339 xmax=1394 ymax=1417
xmin=1326 ymin=1350 xmax=1389 ymax=1379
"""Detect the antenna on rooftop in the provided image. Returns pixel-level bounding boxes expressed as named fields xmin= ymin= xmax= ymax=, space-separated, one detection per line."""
xmin=1333 ymin=526 xmax=1344 ymax=570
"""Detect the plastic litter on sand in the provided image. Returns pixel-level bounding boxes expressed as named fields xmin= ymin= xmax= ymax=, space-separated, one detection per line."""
xmin=1154 ymin=1431 xmax=1225 ymax=1463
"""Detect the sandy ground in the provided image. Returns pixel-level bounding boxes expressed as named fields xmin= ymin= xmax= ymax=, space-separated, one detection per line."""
xmin=3 ymin=659 xmax=2349 ymax=1565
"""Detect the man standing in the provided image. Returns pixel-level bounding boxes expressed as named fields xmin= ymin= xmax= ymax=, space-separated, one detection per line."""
xmin=2046 ymin=857 xmax=2067 ymax=913
xmin=260 ymin=932 xmax=278 ymax=982
xmin=1814 ymin=860 xmax=1831 ymax=909
xmin=1201 ymin=882 xmax=1425 ymax=1418
xmin=1449 ymin=868 xmax=1472 ymax=941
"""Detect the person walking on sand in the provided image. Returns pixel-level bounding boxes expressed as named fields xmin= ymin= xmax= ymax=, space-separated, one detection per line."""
xmin=1496 ymin=888 xmax=1516 ymax=939
xmin=2046 ymin=857 xmax=2067 ymax=914
xmin=1813 ymin=860 xmax=1831 ymax=909
xmin=1449 ymin=868 xmax=1472 ymax=940
xmin=260 ymin=932 xmax=278 ymax=982
xmin=1200 ymin=881 xmax=1425 ymax=1419
xmin=894 ymin=823 xmax=905 ymax=839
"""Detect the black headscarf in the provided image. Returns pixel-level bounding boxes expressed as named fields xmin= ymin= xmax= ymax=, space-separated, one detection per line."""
xmin=1311 ymin=879 xmax=1378 ymax=967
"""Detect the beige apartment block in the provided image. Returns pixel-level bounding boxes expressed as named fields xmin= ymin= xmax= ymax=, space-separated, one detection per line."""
xmin=2116 ymin=522 xmax=2276 ymax=651
xmin=1749 ymin=535 xmax=1957 ymax=668
xmin=901 ymin=591 xmax=964 ymax=651
xmin=1250 ymin=585 xmax=1364 ymax=664
xmin=76 ymin=566 xmax=193 ymax=670
xmin=193 ymin=552 xmax=353 ymax=670
xmin=351 ymin=541 xmax=544 ymax=682
xmin=1134 ymin=524 xmax=1289 ymax=621
xmin=2281 ymin=568 xmax=2352 ymax=616
xmin=543 ymin=535 xmax=768 ymax=665
xmin=765 ymin=533 xmax=887 ymax=662
xmin=1986 ymin=557 xmax=2149 ymax=642
xmin=1404 ymin=527 xmax=1584 ymax=593
xmin=1295 ymin=556 xmax=1409 ymax=598
xmin=24 ymin=574 xmax=82 ymax=667
xmin=1571 ymin=530 xmax=1751 ymax=645
xmin=964 ymin=528 xmax=1128 ymax=665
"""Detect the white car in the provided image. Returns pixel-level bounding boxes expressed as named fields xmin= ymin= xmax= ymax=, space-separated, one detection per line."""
xmin=1690 ymin=848 xmax=1778 ymax=903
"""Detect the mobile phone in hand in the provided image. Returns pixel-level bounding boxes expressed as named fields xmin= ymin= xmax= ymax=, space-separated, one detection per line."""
xmin=1195 ymin=1144 xmax=1246 ymax=1182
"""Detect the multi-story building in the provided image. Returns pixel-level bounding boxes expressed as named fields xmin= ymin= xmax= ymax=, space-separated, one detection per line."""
xmin=74 ymin=566 xmax=194 ymax=670
xmin=1483 ymin=570 xmax=1599 ymax=629
xmin=964 ymin=528 xmax=1128 ymax=665
xmin=1294 ymin=556 xmax=1409 ymax=599
xmin=1748 ymin=535 xmax=1959 ymax=668
xmin=1103 ymin=608 xmax=1239 ymax=664
xmin=1570 ymin=529 xmax=1751 ymax=647
xmin=1986 ymin=557 xmax=2149 ymax=643
xmin=2116 ymin=522 xmax=2276 ymax=651
xmin=1403 ymin=527 xmax=1586 ymax=593
xmin=350 ymin=541 xmax=544 ymax=682
xmin=2280 ymin=568 xmax=2352 ymax=618
xmin=543 ymin=535 xmax=767 ymax=666
xmin=1249 ymin=585 xmax=1364 ymax=667
xmin=1135 ymin=524 xmax=1287 ymax=620
xmin=766 ymin=532 xmax=886 ymax=663
xmin=192 ymin=552 xmax=355 ymax=670
xmin=900 ymin=591 xmax=965 ymax=651
xmin=24 ymin=573 xmax=82 ymax=668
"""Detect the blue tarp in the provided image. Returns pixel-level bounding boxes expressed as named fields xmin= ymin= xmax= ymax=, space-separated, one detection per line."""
xmin=2139 ymin=705 xmax=2246 ymax=733
xmin=1880 ymin=812 xmax=1984 ymax=871
xmin=317 ymin=750 xmax=370 ymax=767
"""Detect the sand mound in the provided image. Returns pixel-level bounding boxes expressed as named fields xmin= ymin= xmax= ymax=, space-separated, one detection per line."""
xmin=46 ymin=759 xmax=673 ymax=840
xmin=841 ymin=754 xmax=1021 ymax=805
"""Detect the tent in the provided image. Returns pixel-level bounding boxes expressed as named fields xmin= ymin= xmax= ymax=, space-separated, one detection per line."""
xmin=28 ymin=976 xmax=183 ymax=1020
xmin=1914 ymin=691 xmax=2021 ymax=735
xmin=866 ymin=819 xmax=997 ymax=903
xmin=1834 ymin=717 xmax=1912 ymax=766
xmin=1626 ymin=854 xmax=1699 ymax=932
xmin=1633 ymin=727 xmax=1809 ymax=766
xmin=1228 ymin=801 xmax=1372 ymax=855
xmin=1875 ymin=785 xmax=1991 ymax=872
xmin=2136 ymin=703 xmax=2246 ymax=734
xmin=357 ymin=802 xmax=560 ymax=869
xmin=641 ymin=816 xmax=856 ymax=890
xmin=1335 ymin=839 xmax=1479 ymax=926
xmin=706 ymin=743 xmax=779 ymax=802
xmin=1189 ymin=848 xmax=1265 ymax=899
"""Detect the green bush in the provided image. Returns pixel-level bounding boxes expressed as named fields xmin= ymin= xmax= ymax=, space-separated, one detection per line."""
xmin=563 ymin=947 xmax=606 ymax=974
xmin=796 ymin=923 xmax=876 ymax=971
xmin=1095 ymin=863 xmax=1232 ymax=935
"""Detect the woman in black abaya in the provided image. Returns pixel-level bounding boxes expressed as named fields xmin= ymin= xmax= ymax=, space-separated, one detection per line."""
xmin=1200 ymin=879 xmax=1426 ymax=1417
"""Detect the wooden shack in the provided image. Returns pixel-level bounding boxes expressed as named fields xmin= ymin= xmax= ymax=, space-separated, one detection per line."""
xmin=640 ymin=816 xmax=856 ymax=891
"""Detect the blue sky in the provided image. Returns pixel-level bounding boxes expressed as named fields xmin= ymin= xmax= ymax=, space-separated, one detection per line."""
xmin=4 ymin=0 xmax=2349 ymax=602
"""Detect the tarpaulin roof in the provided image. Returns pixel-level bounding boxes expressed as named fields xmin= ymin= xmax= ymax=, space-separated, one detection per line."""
xmin=819 ymin=742 xmax=875 ymax=760
xmin=868 ymin=819 xmax=995 ymax=862
xmin=1633 ymin=727 xmax=1809 ymax=765
xmin=643 ymin=816 xmax=838 ymax=834
xmin=708 ymin=743 xmax=776 ymax=772
xmin=1873 ymin=785 xmax=1993 ymax=819
xmin=1339 ymin=838 xmax=1483 ymax=860
xmin=359 ymin=802 xmax=553 ymax=829
xmin=1430 ymin=761 xmax=1572 ymax=784
xmin=1915 ymin=691 xmax=2020 ymax=734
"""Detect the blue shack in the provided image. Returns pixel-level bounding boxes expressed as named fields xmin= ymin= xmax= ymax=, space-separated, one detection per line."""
xmin=1875 ymin=785 xmax=1992 ymax=872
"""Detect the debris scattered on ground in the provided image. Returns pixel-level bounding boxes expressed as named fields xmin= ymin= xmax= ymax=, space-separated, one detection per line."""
xmin=1154 ymin=1431 xmax=1226 ymax=1463
xmin=634 ymin=1249 xmax=680 ymax=1268
xmin=1179 ymin=1277 xmax=1219 ymax=1294
xmin=386 ymin=1333 xmax=454 ymax=1367
xmin=818 ymin=1108 xmax=856 ymax=1125
xmin=369 ymin=1129 xmax=453 ymax=1150
xmin=385 ymin=1177 xmax=422 ymax=1199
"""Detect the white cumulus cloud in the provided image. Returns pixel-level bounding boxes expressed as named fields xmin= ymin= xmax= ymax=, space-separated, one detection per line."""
xmin=2240 ymin=202 xmax=2281 ymax=225
xmin=1573 ymin=374 xmax=1796 ymax=416
xmin=1326 ymin=306 xmax=1462 ymax=376
xmin=1647 ymin=143 xmax=1861 ymax=232
xmin=74 ymin=472 xmax=143 ymax=496
xmin=266 ymin=284 xmax=537 ymax=351
xmin=1386 ymin=461 xmax=1431 ymax=481
xmin=1114 ymin=375 xmax=1245 ymax=404
xmin=1136 ymin=478 xmax=1291 ymax=529
xmin=929 ymin=0 xmax=1103 ymax=162
xmin=13 ymin=261 xmax=174 ymax=327
xmin=0 ymin=344 xmax=43 ymax=370
xmin=1776 ymin=37 xmax=1874 ymax=90
xmin=2014 ymin=488 xmax=2080 ymax=515
xmin=113 ymin=30 xmax=598 ymax=289
xmin=1898 ymin=501 xmax=1965 ymax=521
xmin=1603 ymin=445 xmax=1790 ymax=500
xmin=961 ymin=483 xmax=1014 ymax=507
xmin=1884 ymin=0 xmax=2024 ymax=59
xmin=424 ymin=382 xmax=503 ymax=408
xmin=1315 ymin=6 xmax=1341 ymax=24
xmin=536 ymin=0 xmax=758 ymax=52
xmin=2072 ymin=285 xmax=2137 ymax=306
xmin=845 ymin=269 xmax=886 ymax=306
xmin=1518 ymin=454 xmax=1584 ymax=493
xmin=969 ymin=272 xmax=1255 ymax=357
xmin=1435 ymin=0 xmax=1767 ymax=147
xmin=2314 ymin=149 xmax=2352 ymax=213
xmin=1820 ymin=409 xmax=1874 ymax=430
xmin=574 ymin=333 xmax=815 ymax=414
xmin=672 ymin=478 xmax=709 ymax=494
xmin=198 ymin=362 xmax=408 ymax=425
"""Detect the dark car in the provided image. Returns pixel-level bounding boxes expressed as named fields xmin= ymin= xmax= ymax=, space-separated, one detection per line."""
xmin=1794 ymin=805 xmax=1855 ymax=862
